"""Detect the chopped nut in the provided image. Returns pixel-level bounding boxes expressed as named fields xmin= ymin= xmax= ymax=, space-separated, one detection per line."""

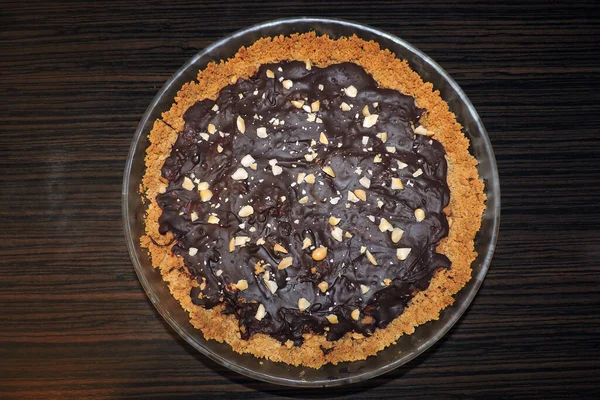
xmin=217 ymin=145 xmax=223 ymax=153
xmin=298 ymin=298 xmax=311 ymax=312
xmin=264 ymin=279 xmax=278 ymax=294
xmin=367 ymin=215 xmax=375 ymax=222
xmin=312 ymin=246 xmax=328 ymax=261
xmin=391 ymin=228 xmax=404 ymax=243
xmin=377 ymin=200 xmax=384 ymax=208
xmin=397 ymin=160 xmax=408 ymax=169
xmin=345 ymin=231 xmax=353 ymax=238
xmin=351 ymin=309 xmax=360 ymax=321
xmin=319 ymin=132 xmax=329 ymax=145
xmin=256 ymin=237 xmax=266 ymax=245
xmin=291 ymin=99 xmax=305 ymax=108
xmin=304 ymin=153 xmax=317 ymax=162
xmin=282 ymin=79 xmax=293 ymax=89
xmin=311 ymin=100 xmax=320 ymax=112
xmin=298 ymin=196 xmax=309 ymax=204
xmin=207 ymin=215 xmax=220 ymax=224
xmin=383 ymin=278 xmax=392 ymax=287
xmin=340 ymin=102 xmax=351 ymax=111
xmin=328 ymin=216 xmax=341 ymax=226
xmin=379 ymin=217 xmax=393 ymax=232
xmin=360 ymin=284 xmax=370 ymax=294
xmin=266 ymin=69 xmax=274 ymax=78
xmin=302 ymin=104 xmax=311 ymax=113
xmin=326 ymin=314 xmax=339 ymax=324
xmin=199 ymin=189 xmax=213 ymax=202
xmin=273 ymin=243 xmax=288 ymax=254
xmin=414 ymin=208 xmax=426 ymax=222
xmin=362 ymin=105 xmax=370 ymax=117
xmin=376 ymin=131 xmax=388 ymax=142
xmin=373 ymin=154 xmax=382 ymax=163
xmin=236 ymin=116 xmax=245 ymax=134
xmin=199 ymin=133 xmax=210 ymax=141
xmin=345 ymin=85 xmax=358 ymax=97
xmin=304 ymin=173 xmax=315 ymax=184
xmin=238 ymin=205 xmax=254 ymax=217
xmin=272 ymin=165 xmax=283 ymax=176
xmin=359 ymin=176 xmax=371 ymax=188
xmin=347 ymin=190 xmax=359 ymax=203
xmin=278 ymin=256 xmax=293 ymax=270
xmin=229 ymin=238 xmax=235 ymax=252
xmin=182 ymin=177 xmax=195 ymax=191
xmin=322 ymin=165 xmax=335 ymax=177
xmin=360 ymin=246 xmax=367 ymax=254
xmin=397 ymin=248 xmax=412 ymax=261
xmin=363 ymin=114 xmax=379 ymax=128
xmin=250 ymin=163 xmax=257 ymax=170
xmin=391 ymin=177 xmax=404 ymax=190
xmin=318 ymin=281 xmax=329 ymax=293
xmin=256 ymin=127 xmax=267 ymax=138
xmin=386 ymin=146 xmax=396 ymax=153
xmin=207 ymin=123 xmax=216 ymax=134
xmin=190 ymin=212 xmax=199 ymax=222
xmin=188 ymin=247 xmax=198 ymax=256
xmin=331 ymin=226 xmax=343 ymax=242
xmin=305 ymin=59 xmax=312 ymax=70
xmin=231 ymin=168 xmax=248 ymax=180
xmin=302 ymin=237 xmax=312 ymax=249
xmin=413 ymin=168 xmax=423 ymax=177
xmin=414 ymin=125 xmax=429 ymax=135
xmin=296 ymin=172 xmax=306 ymax=184
xmin=354 ymin=189 xmax=367 ymax=201
xmin=306 ymin=113 xmax=316 ymax=122
xmin=240 ymin=154 xmax=256 ymax=168
xmin=234 ymin=236 xmax=250 ymax=246
xmin=255 ymin=304 xmax=266 ymax=320
xmin=365 ymin=250 xmax=378 ymax=265
xmin=235 ymin=279 xmax=248 ymax=291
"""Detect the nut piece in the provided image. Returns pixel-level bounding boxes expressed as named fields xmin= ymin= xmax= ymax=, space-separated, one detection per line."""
xmin=329 ymin=216 xmax=341 ymax=226
xmin=304 ymin=174 xmax=316 ymax=184
xmin=359 ymin=176 xmax=371 ymax=188
xmin=282 ymin=79 xmax=293 ymax=89
xmin=362 ymin=105 xmax=370 ymax=117
xmin=376 ymin=131 xmax=388 ymax=142
xmin=190 ymin=211 xmax=198 ymax=222
xmin=182 ymin=177 xmax=195 ymax=191
xmin=236 ymin=116 xmax=245 ymax=134
xmin=235 ymin=279 xmax=248 ymax=291
xmin=347 ymin=191 xmax=360 ymax=203
xmin=298 ymin=196 xmax=309 ymax=204
xmin=302 ymin=237 xmax=312 ymax=249
xmin=353 ymin=189 xmax=367 ymax=201
xmin=397 ymin=248 xmax=412 ymax=261
xmin=256 ymin=127 xmax=267 ymax=138
xmin=207 ymin=215 xmax=220 ymax=224
xmin=188 ymin=247 xmax=198 ymax=256
xmin=363 ymin=114 xmax=379 ymax=128
xmin=266 ymin=69 xmax=275 ymax=78
xmin=413 ymin=168 xmax=423 ymax=178
xmin=391 ymin=228 xmax=404 ymax=243
xmin=360 ymin=284 xmax=370 ymax=294
xmin=297 ymin=172 xmax=306 ymax=184
xmin=312 ymin=246 xmax=328 ymax=261
xmin=331 ymin=226 xmax=343 ymax=242
xmin=326 ymin=314 xmax=339 ymax=324
xmin=319 ymin=132 xmax=329 ymax=145
xmin=291 ymin=99 xmax=305 ymax=108
xmin=240 ymin=154 xmax=256 ymax=168
xmin=322 ymin=165 xmax=336 ymax=177
xmin=217 ymin=145 xmax=223 ymax=153
xmin=273 ymin=243 xmax=288 ymax=254
xmin=231 ymin=168 xmax=248 ymax=180
xmin=365 ymin=250 xmax=378 ymax=265
xmin=351 ymin=309 xmax=360 ymax=321
xmin=397 ymin=160 xmax=408 ymax=169
xmin=238 ymin=205 xmax=254 ymax=217
xmin=229 ymin=238 xmax=235 ymax=252
xmin=414 ymin=208 xmax=426 ymax=222
xmin=345 ymin=85 xmax=358 ymax=97
xmin=272 ymin=165 xmax=283 ymax=176
xmin=379 ymin=218 xmax=393 ymax=232
xmin=298 ymin=298 xmax=311 ymax=312
xmin=199 ymin=189 xmax=213 ymax=202
xmin=234 ymin=236 xmax=250 ymax=246
xmin=311 ymin=100 xmax=320 ymax=112
xmin=277 ymin=256 xmax=293 ymax=270
xmin=391 ymin=177 xmax=404 ymax=190
xmin=373 ymin=154 xmax=382 ymax=163
xmin=207 ymin=123 xmax=216 ymax=134
xmin=318 ymin=281 xmax=329 ymax=293
xmin=256 ymin=237 xmax=266 ymax=245
xmin=414 ymin=125 xmax=429 ymax=135
xmin=255 ymin=304 xmax=266 ymax=320
xmin=340 ymin=102 xmax=351 ymax=111
xmin=264 ymin=279 xmax=278 ymax=294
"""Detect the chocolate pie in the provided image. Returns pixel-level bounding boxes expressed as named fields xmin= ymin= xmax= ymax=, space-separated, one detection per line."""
xmin=141 ymin=33 xmax=485 ymax=368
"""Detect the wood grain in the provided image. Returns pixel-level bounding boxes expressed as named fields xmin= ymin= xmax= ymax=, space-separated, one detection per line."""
xmin=1 ymin=0 xmax=599 ymax=398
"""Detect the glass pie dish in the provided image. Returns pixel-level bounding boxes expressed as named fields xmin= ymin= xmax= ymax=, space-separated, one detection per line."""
xmin=122 ymin=17 xmax=500 ymax=387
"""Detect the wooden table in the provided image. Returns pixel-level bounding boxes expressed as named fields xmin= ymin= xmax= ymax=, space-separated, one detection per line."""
xmin=2 ymin=1 xmax=599 ymax=398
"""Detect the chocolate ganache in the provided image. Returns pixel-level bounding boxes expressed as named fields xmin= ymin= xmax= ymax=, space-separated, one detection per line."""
xmin=156 ymin=61 xmax=451 ymax=345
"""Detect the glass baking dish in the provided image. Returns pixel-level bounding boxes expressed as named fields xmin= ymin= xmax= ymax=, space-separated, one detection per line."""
xmin=122 ymin=17 xmax=500 ymax=387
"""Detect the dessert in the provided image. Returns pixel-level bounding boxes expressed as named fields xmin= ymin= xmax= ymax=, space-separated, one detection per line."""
xmin=141 ymin=33 xmax=486 ymax=368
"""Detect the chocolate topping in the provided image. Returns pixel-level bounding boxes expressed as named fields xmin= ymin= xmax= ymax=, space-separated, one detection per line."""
xmin=156 ymin=61 xmax=451 ymax=345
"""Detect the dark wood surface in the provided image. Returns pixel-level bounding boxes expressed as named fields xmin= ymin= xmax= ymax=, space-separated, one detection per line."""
xmin=1 ymin=1 xmax=599 ymax=398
